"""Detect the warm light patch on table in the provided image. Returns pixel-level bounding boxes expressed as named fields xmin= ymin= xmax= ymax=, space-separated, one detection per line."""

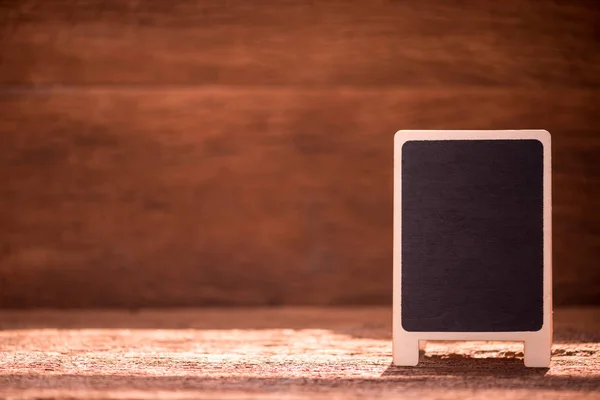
xmin=0 ymin=308 xmax=598 ymax=399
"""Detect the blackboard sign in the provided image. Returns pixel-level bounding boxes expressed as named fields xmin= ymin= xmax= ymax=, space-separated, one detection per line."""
xmin=393 ymin=130 xmax=552 ymax=368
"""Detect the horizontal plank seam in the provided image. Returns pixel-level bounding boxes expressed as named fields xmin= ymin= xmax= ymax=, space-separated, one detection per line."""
xmin=0 ymin=85 xmax=599 ymax=95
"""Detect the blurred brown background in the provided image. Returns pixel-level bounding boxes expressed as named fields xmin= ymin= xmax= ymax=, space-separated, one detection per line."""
xmin=0 ymin=0 xmax=598 ymax=308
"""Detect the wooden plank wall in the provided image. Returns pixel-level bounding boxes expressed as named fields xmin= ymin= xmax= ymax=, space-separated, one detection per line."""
xmin=0 ymin=0 xmax=599 ymax=308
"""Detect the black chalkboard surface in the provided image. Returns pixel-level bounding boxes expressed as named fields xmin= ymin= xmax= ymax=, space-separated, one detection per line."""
xmin=392 ymin=130 xmax=552 ymax=368
xmin=401 ymin=140 xmax=543 ymax=332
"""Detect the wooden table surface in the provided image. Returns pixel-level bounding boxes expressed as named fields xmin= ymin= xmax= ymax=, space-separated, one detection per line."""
xmin=0 ymin=307 xmax=599 ymax=399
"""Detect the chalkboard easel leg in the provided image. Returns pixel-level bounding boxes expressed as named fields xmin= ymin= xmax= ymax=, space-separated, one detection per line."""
xmin=392 ymin=337 xmax=420 ymax=366
xmin=524 ymin=335 xmax=552 ymax=368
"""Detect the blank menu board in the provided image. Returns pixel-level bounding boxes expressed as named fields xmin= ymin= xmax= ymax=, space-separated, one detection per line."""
xmin=401 ymin=140 xmax=544 ymax=332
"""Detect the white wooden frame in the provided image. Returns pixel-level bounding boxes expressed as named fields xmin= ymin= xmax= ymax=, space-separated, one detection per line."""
xmin=392 ymin=130 xmax=552 ymax=368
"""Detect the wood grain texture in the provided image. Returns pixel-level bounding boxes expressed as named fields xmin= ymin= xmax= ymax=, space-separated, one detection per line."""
xmin=0 ymin=307 xmax=599 ymax=399
xmin=1 ymin=0 xmax=599 ymax=308
xmin=0 ymin=89 xmax=599 ymax=307
xmin=0 ymin=0 xmax=599 ymax=86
